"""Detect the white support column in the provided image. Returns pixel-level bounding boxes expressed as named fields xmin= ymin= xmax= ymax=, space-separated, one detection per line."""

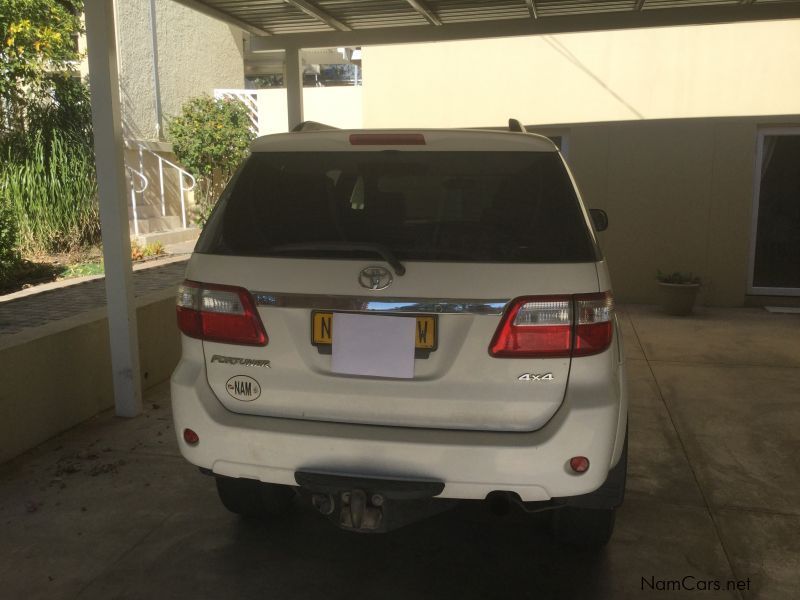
xmin=85 ymin=0 xmax=143 ymax=418
xmin=285 ymin=47 xmax=304 ymax=130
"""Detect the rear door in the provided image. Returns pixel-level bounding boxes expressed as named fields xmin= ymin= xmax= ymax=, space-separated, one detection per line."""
xmin=189 ymin=147 xmax=601 ymax=432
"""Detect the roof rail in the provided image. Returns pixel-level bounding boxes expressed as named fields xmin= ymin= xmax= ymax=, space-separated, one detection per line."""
xmin=291 ymin=121 xmax=340 ymax=132
xmin=508 ymin=118 xmax=527 ymax=133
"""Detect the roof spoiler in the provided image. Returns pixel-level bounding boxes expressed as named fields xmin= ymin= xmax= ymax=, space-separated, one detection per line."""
xmin=292 ymin=121 xmax=339 ymax=132
xmin=508 ymin=118 xmax=527 ymax=133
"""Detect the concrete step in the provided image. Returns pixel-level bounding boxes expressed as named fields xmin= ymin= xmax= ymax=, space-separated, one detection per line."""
xmin=129 ymin=216 xmax=182 ymax=235
xmin=134 ymin=204 xmax=166 ymax=219
xmin=134 ymin=227 xmax=200 ymax=247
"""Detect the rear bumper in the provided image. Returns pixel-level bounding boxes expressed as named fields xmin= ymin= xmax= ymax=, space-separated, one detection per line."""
xmin=171 ymin=343 xmax=627 ymax=502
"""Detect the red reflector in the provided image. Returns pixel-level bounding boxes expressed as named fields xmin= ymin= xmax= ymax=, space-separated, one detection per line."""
xmin=349 ymin=133 xmax=426 ymax=146
xmin=569 ymin=456 xmax=590 ymax=473
xmin=176 ymin=281 xmax=268 ymax=346
xmin=183 ymin=428 xmax=199 ymax=445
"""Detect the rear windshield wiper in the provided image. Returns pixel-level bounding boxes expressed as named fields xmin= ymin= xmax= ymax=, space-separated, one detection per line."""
xmin=266 ymin=242 xmax=406 ymax=276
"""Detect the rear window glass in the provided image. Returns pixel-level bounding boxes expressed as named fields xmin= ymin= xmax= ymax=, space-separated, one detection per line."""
xmin=196 ymin=151 xmax=598 ymax=263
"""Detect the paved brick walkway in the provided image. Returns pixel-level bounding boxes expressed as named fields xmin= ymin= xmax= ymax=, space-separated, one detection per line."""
xmin=0 ymin=260 xmax=187 ymax=336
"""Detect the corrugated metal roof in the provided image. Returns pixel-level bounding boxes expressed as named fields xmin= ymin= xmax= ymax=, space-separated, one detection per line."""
xmin=196 ymin=0 xmax=800 ymax=38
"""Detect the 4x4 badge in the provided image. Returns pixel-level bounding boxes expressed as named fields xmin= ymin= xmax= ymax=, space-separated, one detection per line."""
xmin=358 ymin=266 xmax=393 ymax=291
xmin=518 ymin=373 xmax=554 ymax=381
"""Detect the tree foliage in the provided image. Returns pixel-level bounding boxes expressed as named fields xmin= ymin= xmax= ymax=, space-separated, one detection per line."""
xmin=1 ymin=0 xmax=84 ymax=133
xmin=0 ymin=0 xmax=97 ymax=264
xmin=168 ymin=95 xmax=255 ymax=225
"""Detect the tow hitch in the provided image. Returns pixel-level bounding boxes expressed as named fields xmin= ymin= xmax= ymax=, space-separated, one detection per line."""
xmin=295 ymin=471 xmax=451 ymax=533
xmin=340 ymin=489 xmax=383 ymax=530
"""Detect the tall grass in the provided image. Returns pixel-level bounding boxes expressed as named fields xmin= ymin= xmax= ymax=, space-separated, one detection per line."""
xmin=0 ymin=131 xmax=100 ymax=255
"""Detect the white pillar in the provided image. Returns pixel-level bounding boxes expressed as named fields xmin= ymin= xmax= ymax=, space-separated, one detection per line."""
xmin=85 ymin=0 xmax=143 ymax=418
xmin=285 ymin=47 xmax=304 ymax=130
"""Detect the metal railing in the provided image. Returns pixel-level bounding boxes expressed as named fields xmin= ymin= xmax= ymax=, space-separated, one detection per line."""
xmin=125 ymin=166 xmax=148 ymax=238
xmin=214 ymin=89 xmax=259 ymax=133
xmin=124 ymin=140 xmax=196 ymax=236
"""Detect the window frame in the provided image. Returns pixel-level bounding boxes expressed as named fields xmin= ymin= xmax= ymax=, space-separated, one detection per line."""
xmin=747 ymin=126 xmax=800 ymax=296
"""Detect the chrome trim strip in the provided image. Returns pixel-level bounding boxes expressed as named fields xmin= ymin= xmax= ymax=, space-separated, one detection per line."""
xmin=253 ymin=292 xmax=509 ymax=315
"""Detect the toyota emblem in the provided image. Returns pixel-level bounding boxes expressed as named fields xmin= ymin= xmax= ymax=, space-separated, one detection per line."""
xmin=358 ymin=266 xmax=393 ymax=291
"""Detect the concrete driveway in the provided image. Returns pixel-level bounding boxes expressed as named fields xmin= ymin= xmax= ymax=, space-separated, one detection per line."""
xmin=1 ymin=305 xmax=798 ymax=599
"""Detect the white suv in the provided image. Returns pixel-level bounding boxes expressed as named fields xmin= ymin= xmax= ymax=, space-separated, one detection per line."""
xmin=171 ymin=125 xmax=628 ymax=547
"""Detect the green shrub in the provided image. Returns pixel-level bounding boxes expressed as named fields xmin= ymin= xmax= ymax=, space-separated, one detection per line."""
xmin=168 ymin=95 xmax=255 ymax=226
xmin=0 ymin=198 xmax=20 ymax=286
xmin=0 ymin=129 xmax=100 ymax=255
xmin=657 ymin=270 xmax=701 ymax=285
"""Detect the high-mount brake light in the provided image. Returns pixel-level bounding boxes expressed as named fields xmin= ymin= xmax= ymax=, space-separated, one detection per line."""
xmin=176 ymin=280 xmax=267 ymax=346
xmin=489 ymin=292 xmax=614 ymax=358
xmin=349 ymin=133 xmax=426 ymax=146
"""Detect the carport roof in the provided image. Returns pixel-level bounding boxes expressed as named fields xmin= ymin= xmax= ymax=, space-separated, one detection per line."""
xmin=176 ymin=0 xmax=800 ymax=47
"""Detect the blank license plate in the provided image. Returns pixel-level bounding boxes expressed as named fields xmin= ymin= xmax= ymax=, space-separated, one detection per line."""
xmin=312 ymin=312 xmax=436 ymax=350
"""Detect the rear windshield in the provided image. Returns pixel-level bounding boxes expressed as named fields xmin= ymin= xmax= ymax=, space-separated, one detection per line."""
xmin=196 ymin=151 xmax=598 ymax=263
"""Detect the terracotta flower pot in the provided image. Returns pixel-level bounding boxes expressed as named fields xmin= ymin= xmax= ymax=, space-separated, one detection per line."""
xmin=657 ymin=282 xmax=700 ymax=316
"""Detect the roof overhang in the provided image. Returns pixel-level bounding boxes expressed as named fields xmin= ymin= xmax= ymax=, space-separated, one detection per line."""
xmin=174 ymin=0 xmax=800 ymax=50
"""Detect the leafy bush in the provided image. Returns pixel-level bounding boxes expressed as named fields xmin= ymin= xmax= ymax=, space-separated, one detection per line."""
xmin=0 ymin=198 xmax=20 ymax=286
xmin=142 ymin=241 xmax=164 ymax=257
xmin=130 ymin=241 xmax=165 ymax=261
xmin=168 ymin=95 xmax=255 ymax=225
xmin=0 ymin=128 xmax=100 ymax=254
xmin=657 ymin=270 xmax=701 ymax=285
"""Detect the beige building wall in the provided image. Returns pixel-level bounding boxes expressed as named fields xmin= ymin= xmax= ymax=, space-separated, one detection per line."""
xmin=115 ymin=0 xmax=245 ymax=142
xmin=546 ymin=116 xmax=800 ymax=307
xmin=256 ymin=86 xmax=364 ymax=135
xmin=361 ymin=20 xmax=800 ymax=128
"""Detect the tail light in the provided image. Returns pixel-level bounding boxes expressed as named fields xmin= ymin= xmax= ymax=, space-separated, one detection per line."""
xmin=489 ymin=292 xmax=613 ymax=358
xmin=573 ymin=292 xmax=614 ymax=357
xmin=489 ymin=296 xmax=572 ymax=358
xmin=176 ymin=280 xmax=267 ymax=346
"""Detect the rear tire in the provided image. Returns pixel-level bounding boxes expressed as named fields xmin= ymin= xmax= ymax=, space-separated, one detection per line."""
xmin=215 ymin=476 xmax=295 ymax=518
xmin=552 ymin=506 xmax=616 ymax=548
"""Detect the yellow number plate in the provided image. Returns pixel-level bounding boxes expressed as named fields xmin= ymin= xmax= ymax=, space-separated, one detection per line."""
xmin=312 ymin=312 xmax=436 ymax=350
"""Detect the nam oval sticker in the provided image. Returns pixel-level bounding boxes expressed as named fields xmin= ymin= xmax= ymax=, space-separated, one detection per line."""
xmin=225 ymin=375 xmax=261 ymax=402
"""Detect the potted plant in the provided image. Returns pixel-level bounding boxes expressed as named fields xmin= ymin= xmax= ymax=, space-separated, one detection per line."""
xmin=656 ymin=271 xmax=701 ymax=316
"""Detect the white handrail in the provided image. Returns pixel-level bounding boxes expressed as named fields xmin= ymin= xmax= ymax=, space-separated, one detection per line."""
xmin=124 ymin=140 xmax=196 ymax=233
xmin=125 ymin=166 xmax=148 ymax=238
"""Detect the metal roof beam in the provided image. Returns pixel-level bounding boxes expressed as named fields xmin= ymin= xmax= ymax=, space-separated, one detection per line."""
xmin=249 ymin=2 xmax=800 ymax=50
xmin=525 ymin=0 xmax=538 ymax=20
xmin=406 ymin=0 xmax=442 ymax=26
xmin=171 ymin=0 xmax=271 ymax=35
xmin=284 ymin=0 xmax=351 ymax=31
xmin=635 ymin=0 xmax=646 ymax=10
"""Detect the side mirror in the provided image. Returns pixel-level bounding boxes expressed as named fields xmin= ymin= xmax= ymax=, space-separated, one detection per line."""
xmin=589 ymin=208 xmax=608 ymax=232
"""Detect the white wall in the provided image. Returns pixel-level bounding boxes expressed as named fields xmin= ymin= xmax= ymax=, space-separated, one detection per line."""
xmin=256 ymin=86 xmax=363 ymax=135
xmin=115 ymin=0 xmax=245 ymax=141
xmin=361 ymin=19 xmax=800 ymax=128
